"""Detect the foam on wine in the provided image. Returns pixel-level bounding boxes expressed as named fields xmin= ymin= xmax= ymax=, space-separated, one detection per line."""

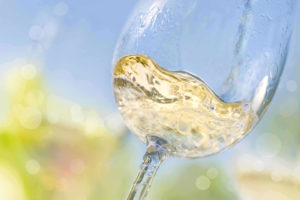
xmin=113 ymin=55 xmax=257 ymax=158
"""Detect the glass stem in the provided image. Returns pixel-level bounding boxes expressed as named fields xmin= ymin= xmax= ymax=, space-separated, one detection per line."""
xmin=126 ymin=136 xmax=171 ymax=200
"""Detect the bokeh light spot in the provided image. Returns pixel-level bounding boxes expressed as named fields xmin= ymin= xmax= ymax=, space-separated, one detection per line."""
xmin=44 ymin=21 xmax=58 ymax=38
xmin=20 ymin=64 xmax=37 ymax=80
xmin=85 ymin=111 xmax=105 ymax=136
xmin=195 ymin=176 xmax=211 ymax=190
xmin=253 ymin=160 xmax=265 ymax=172
xmin=26 ymin=160 xmax=41 ymax=175
xmin=54 ymin=2 xmax=69 ymax=16
xmin=19 ymin=107 xmax=42 ymax=130
xmin=26 ymin=90 xmax=44 ymax=107
xmin=286 ymin=80 xmax=298 ymax=92
xmin=206 ymin=168 xmax=219 ymax=179
xmin=28 ymin=25 xmax=44 ymax=41
xmin=105 ymin=113 xmax=126 ymax=137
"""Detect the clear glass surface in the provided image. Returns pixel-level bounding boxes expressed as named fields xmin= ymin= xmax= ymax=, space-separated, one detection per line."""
xmin=114 ymin=0 xmax=295 ymax=116
xmin=112 ymin=0 xmax=296 ymax=199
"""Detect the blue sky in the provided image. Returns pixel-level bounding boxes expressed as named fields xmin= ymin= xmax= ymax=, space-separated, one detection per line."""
xmin=0 ymin=0 xmax=138 ymax=113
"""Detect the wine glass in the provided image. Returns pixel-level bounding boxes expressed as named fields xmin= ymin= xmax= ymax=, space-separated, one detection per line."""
xmin=112 ymin=0 xmax=296 ymax=199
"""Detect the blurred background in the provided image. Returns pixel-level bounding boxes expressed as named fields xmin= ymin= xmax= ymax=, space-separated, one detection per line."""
xmin=0 ymin=1 xmax=299 ymax=199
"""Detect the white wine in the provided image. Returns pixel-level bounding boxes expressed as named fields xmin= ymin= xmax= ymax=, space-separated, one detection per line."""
xmin=113 ymin=55 xmax=257 ymax=158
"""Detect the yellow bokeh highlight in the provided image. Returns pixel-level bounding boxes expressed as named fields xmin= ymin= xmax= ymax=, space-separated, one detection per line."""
xmin=0 ymin=62 xmax=127 ymax=200
xmin=0 ymin=164 xmax=26 ymax=200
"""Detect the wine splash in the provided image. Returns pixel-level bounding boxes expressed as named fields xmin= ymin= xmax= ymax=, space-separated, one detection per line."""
xmin=113 ymin=55 xmax=257 ymax=158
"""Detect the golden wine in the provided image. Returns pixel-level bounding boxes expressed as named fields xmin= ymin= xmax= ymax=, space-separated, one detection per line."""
xmin=113 ymin=55 xmax=257 ymax=158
